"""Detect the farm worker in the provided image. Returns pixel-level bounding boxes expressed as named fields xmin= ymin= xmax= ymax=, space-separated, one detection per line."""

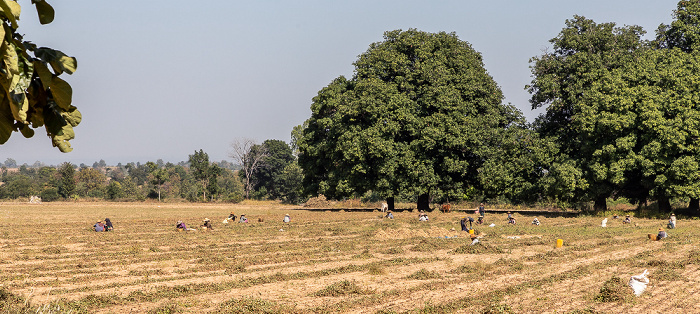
xmin=104 ymin=218 xmax=114 ymax=231
xmin=476 ymin=216 xmax=484 ymax=225
xmin=93 ymin=221 xmax=105 ymax=232
xmin=385 ymin=211 xmax=394 ymax=219
xmin=460 ymin=217 xmax=471 ymax=231
xmin=506 ymin=211 xmax=513 ymax=221
xmin=176 ymin=221 xmax=188 ymax=231
xmin=508 ymin=216 xmax=516 ymax=225
xmin=657 ymin=227 xmax=667 ymax=240
xmin=532 ymin=218 xmax=540 ymax=226
xmin=239 ymin=214 xmax=248 ymax=223
xmin=478 ymin=203 xmax=485 ymax=217
xmin=418 ymin=213 xmax=428 ymax=221
xmin=228 ymin=212 xmax=237 ymax=221
xmin=667 ymin=214 xmax=676 ymax=229
xmin=623 ymin=215 xmax=632 ymax=224
xmin=283 ymin=214 xmax=291 ymax=223
xmin=201 ymin=218 xmax=213 ymax=230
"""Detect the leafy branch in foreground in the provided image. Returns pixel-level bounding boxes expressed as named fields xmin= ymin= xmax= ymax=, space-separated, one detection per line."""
xmin=0 ymin=0 xmax=80 ymax=152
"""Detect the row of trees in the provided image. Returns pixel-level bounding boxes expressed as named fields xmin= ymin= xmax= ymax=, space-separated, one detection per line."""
xmin=0 ymin=143 xmax=303 ymax=204
xmin=295 ymin=1 xmax=700 ymax=213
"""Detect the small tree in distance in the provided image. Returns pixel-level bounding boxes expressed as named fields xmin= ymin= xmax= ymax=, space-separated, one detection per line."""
xmin=230 ymin=138 xmax=268 ymax=199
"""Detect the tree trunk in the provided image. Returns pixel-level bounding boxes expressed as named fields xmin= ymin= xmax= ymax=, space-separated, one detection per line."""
xmin=657 ymin=194 xmax=672 ymax=212
xmin=417 ymin=193 xmax=430 ymax=211
xmin=689 ymin=198 xmax=699 ymax=212
xmin=387 ymin=197 xmax=395 ymax=212
xmin=593 ymin=195 xmax=607 ymax=212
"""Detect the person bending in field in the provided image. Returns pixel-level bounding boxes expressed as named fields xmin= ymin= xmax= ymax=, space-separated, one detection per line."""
xmin=385 ymin=211 xmax=394 ymax=219
xmin=176 ymin=220 xmax=189 ymax=231
xmin=104 ymin=218 xmax=114 ymax=231
xmin=201 ymin=218 xmax=213 ymax=230
xmin=623 ymin=215 xmax=632 ymax=224
xmin=508 ymin=216 xmax=516 ymax=225
xmin=239 ymin=214 xmax=248 ymax=223
xmin=657 ymin=227 xmax=667 ymax=240
xmin=418 ymin=212 xmax=429 ymax=221
xmin=460 ymin=217 xmax=468 ymax=231
xmin=532 ymin=218 xmax=540 ymax=226
xmin=228 ymin=212 xmax=237 ymax=221
xmin=93 ymin=221 xmax=105 ymax=232
xmin=283 ymin=214 xmax=291 ymax=223
xmin=476 ymin=216 xmax=484 ymax=225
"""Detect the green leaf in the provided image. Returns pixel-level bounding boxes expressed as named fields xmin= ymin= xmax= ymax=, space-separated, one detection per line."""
xmin=33 ymin=60 xmax=52 ymax=88
xmin=19 ymin=123 xmax=33 ymax=138
xmin=32 ymin=0 xmax=54 ymax=25
xmin=0 ymin=96 xmax=12 ymax=144
xmin=34 ymin=47 xmax=77 ymax=75
xmin=2 ymin=41 xmax=18 ymax=76
xmin=0 ymin=0 xmax=21 ymax=29
xmin=50 ymin=76 xmax=72 ymax=110
xmin=62 ymin=106 xmax=81 ymax=127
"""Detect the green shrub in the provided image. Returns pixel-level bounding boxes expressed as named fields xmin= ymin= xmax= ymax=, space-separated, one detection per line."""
xmin=406 ymin=268 xmax=442 ymax=280
xmin=219 ymin=297 xmax=292 ymax=313
xmin=595 ymin=276 xmax=633 ymax=302
xmin=40 ymin=187 xmax=60 ymax=202
xmin=313 ymin=280 xmax=370 ymax=297
xmin=454 ymin=243 xmax=504 ymax=254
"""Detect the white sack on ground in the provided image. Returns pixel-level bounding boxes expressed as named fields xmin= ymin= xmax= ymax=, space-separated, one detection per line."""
xmin=601 ymin=218 xmax=607 ymax=227
xmin=628 ymin=269 xmax=649 ymax=296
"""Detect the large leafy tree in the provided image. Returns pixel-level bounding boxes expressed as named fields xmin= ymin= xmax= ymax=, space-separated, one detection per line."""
xmin=655 ymin=0 xmax=700 ymax=211
xmin=0 ymin=0 xmax=80 ymax=152
xmin=528 ymin=16 xmax=647 ymax=211
xmin=299 ymin=29 xmax=524 ymax=210
xmin=531 ymin=13 xmax=700 ymax=212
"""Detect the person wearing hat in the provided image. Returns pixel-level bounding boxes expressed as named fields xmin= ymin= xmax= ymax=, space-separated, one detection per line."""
xmin=93 ymin=221 xmax=105 ymax=232
xmin=476 ymin=215 xmax=484 ymax=225
xmin=228 ymin=212 xmax=237 ymax=221
xmin=623 ymin=215 xmax=632 ymax=224
xmin=283 ymin=214 xmax=291 ymax=223
xmin=657 ymin=227 xmax=667 ymax=240
xmin=239 ymin=214 xmax=248 ymax=223
xmin=201 ymin=218 xmax=213 ymax=230
xmin=667 ymin=213 xmax=676 ymax=229
xmin=478 ymin=203 xmax=486 ymax=217
xmin=508 ymin=215 xmax=516 ymax=225
xmin=506 ymin=211 xmax=513 ymax=221
xmin=385 ymin=211 xmax=394 ymax=219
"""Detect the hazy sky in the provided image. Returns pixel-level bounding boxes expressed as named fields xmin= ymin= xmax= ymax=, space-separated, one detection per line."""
xmin=2 ymin=0 xmax=679 ymax=166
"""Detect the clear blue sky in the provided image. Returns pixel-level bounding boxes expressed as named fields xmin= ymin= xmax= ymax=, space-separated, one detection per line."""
xmin=2 ymin=0 xmax=679 ymax=166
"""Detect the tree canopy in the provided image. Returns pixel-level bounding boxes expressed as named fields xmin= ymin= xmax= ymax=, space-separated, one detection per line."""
xmin=529 ymin=12 xmax=700 ymax=212
xmin=299 ymin=29 xmax=531 ymax=209
xmin=0 ymin=0 xmax=80 ymax=152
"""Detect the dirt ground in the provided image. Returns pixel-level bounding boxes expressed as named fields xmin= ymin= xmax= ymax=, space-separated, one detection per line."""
xmin=1 ymin=201 xmax=699 ymax=313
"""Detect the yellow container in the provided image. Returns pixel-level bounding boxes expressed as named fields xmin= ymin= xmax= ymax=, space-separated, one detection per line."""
xmin=556 ymin=239 xmax=563 ymax=248
xmin=469 ymin=229 xmax=474 ymax=235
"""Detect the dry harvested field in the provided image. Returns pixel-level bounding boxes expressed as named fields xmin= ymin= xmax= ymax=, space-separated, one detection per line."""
xmin=1 ymin=201 xmax=699 ymax=313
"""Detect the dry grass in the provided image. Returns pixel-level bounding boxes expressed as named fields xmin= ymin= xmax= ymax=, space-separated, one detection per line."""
xmin=0 ymin=201 xmax=698 ymax=313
